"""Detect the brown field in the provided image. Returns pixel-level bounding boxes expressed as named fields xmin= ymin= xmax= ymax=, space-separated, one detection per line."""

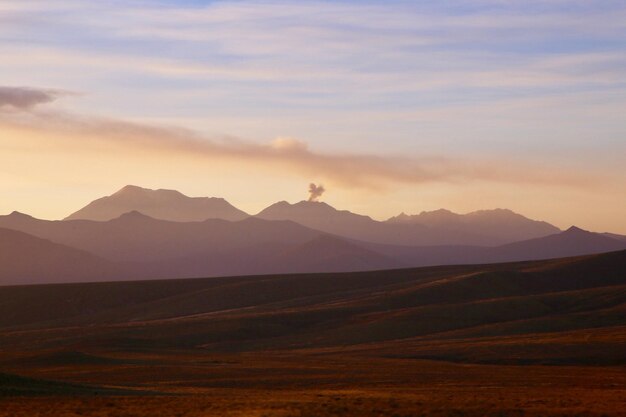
xmin=1 ymin=251 xmax=625 ymax=416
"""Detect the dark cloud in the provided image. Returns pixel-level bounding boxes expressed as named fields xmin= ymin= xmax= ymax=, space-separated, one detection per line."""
xmin=0 ymin=86 xmax=63 ymax=110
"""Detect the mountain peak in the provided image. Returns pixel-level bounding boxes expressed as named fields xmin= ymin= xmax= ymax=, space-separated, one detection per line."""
xmin=260 ymin=200 xmax=337 ymax=214
xmin=293 ymin=200 xmax=334 ymax=209
xmin=564 ymin=225 xmax=588 ymax=234
xmin=388 ymin=208 xmax=459 ymax=224
xmin=386 ymin=207 xmax=560 ymax=243
xmin=114 ymin=185 xmax=149 ymax=195
xmin=421 ymin=208 xmax=456 ymax=215
xmin=65 ymin=186 xmax=249 ymax=222
xmin=261 ymin=199 xmax=371 ymax=219
xmin=114 ymin=210 xmax=154 ymax=221
xmin=8 ymin=211 xmax=34 ymax=219
xmin=465 ymin=208 xmax=518 ymax=219
xmin=114 ymin=185 xmax=187 ymax=199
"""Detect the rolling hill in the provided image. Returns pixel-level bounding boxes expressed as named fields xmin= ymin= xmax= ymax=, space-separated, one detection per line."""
xmin=1 ymin=251 xmax=625 ymax=416
xmin=0 ymin=250 xmax=624 ymax=365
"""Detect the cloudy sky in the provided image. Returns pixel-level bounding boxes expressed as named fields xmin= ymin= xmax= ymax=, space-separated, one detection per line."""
xmin=1 ymin=0 xmax=625 ymax=232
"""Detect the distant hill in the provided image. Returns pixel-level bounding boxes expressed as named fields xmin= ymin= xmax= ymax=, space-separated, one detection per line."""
xmin=492 ymin=226 xmax=626 ymax=261
xmin=0 ymin=227 xmax=124 ymax=285
xmin=387 ymin=208 xmax=560 ymax=243
xmin=0 ymin=212 xmax=397 ymax=283
xmin=367 ymin=226 xmax=626 ymax=266
xmin=0 ymin=211 xmax=320 ymax=263
xmin=65 ymin=185 xmax=249 ymax=222
xmin=1 ymin=209 xmax=626 ymax=285
xmin=604 ymin=232 xmax=626 ymax=242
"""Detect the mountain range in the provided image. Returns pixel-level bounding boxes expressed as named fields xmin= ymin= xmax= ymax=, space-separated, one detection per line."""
xmin=387 ymin=208 xmax=560 ymax=243
xmin=69 ymin=185 xmax=561 ymax=244
xmin=1 ymin=185 xmax=626 ymax=285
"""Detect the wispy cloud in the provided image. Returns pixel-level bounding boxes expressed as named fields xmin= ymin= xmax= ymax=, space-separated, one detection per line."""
xmin=0 ymin=1 xmax=624 ymax=231
xmin=2 ymin=0 xmax=624 ymax=152
xmin=0 ymin=88 xmax=593 ymax=189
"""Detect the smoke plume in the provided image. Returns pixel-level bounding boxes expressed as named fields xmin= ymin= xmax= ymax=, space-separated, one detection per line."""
xmin=308 ymin=183 xmax=325 ymax=202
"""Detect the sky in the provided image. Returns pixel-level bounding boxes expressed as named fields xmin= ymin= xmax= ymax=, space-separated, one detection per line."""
xmin=0 ymin=0 xmax=625 ymax=232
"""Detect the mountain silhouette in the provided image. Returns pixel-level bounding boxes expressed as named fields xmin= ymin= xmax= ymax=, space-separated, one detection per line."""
xmin=366 ymin=226 xmax=626 ymax=266
xmin=0 ymin=211 xmax=320 ymax=263
xmin=0 ymin=227 xmax=124 ymax=285
xmin=0 ymin=213 xmax=401 ymax=284
xmin=2 ymin=187 xmax=626 ymax=286
xmin=2 ymin=208 xmax=625 ymax=286
xmin=387 ymin=208 xmax=560 ymax=243
xmin=66 ymin=188 xmax=561 ymax=245
xmin=491 ymin=226 xmax=626 ymax=261
xmin=65 ymin=185 xmax=249 ymax=222
xmin=603 ymin=232 xmax=626 ymax=242
xmin=256 ymin=200 xmax=496 ymax=246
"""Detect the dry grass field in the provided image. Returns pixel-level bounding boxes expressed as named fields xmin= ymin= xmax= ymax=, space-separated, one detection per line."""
xmin=1 ymin=352 xmax=625 ymax=416
xmin=1 ymin=251 xmax=625 ymax=416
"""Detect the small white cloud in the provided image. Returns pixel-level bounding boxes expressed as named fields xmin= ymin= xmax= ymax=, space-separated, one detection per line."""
xmin=270 ymin=137 xmax=309 ymax=153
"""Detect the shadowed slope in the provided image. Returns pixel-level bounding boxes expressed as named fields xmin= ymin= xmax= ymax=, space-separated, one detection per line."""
xmin=269 ymin=235 xmax=398 ymax=273
xmin=493 ymin=226 xmax=626 ymax=261
xmin=365 ymin=226 xmax=626 ymax=267
xmin=0 ymin=251 xmax=624 ymax=365
xmin=603 ymin=232 xmax=626 ymax=242
xmin=0 ymin=228 xmax=125 ymax=285
xmin=0 ymin=372 xmax=148 ymax=396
